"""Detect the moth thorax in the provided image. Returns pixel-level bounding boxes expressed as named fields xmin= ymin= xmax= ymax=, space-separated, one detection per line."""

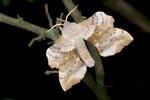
xmin=62 ymin=22 xmax=81 ymax=40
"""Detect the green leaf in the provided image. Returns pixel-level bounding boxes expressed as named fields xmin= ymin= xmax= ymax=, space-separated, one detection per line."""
xmin=26 ymin=0 xmax=35 ymax=3
xmin=1 ymin=0 xmax=11 ymax=6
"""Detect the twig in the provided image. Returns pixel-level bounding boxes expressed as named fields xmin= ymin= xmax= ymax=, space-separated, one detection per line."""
xmin=28 ymin=4 xmax=62 ymax=47
xmin=0 ymin=13 xmax=59 ymax=41
xmin=83 ymin=72 xmax=111 ymax=100
xmin=28 ymin=33 xmax=45 ymax=47
xmin=100 ymin=0 xmax=150 ymax=34
xmin=44 ymin=3 xmax=54 ymax=27
xmin=61 ymin=0 xmax=84 ymax=22
xmin=44 ymin=4 xmax=61 ymax=40
xmin=56 ymin=13 xmax=64 ymax=23
xmin=45 ymin=70 xmax=58 ymax=75
xmin=60 ymin=13 xmax=64 ymax=20
xmin=56 ymin=12 xmax=64 ymax=31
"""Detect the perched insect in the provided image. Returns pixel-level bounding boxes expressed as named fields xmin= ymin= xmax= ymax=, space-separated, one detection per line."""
xmin=46 ymin=7 xmax=133 ymax=91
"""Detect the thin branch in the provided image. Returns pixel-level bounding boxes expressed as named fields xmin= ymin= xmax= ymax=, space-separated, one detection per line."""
xmin=45 ymin=70 xmax=58 ymax=75
xmin=28 ymin=4 xmax=62 ymax=47
xmin=0 ymin=13 xmax=58 ymax=41
xmin=44 ymin=3 xmax=54 ymax=27
xmin=28 ymin=33 xmax=45 ymax=47
xmin=44 ymin=4 xmax=61 ymax=41
xmin=56 ymin=12 xmax=64 ymax=24
xmin=60 ymin=13 xmax=64 ymax=20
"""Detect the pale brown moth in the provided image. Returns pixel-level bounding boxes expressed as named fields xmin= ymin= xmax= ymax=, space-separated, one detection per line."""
xmin=46 ymin=9 xmax=133 ymax=91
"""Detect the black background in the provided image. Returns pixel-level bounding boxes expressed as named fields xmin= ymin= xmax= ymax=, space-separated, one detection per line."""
xmin=0 ymin=0 xmax=149 ymax=100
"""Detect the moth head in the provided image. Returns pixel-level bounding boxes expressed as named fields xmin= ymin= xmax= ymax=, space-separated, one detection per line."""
xmin=61 ymin=22 xmax=81 ymax=40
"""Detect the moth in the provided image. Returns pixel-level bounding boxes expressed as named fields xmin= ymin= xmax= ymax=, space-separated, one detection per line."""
xmin=46 ymin=11 xmax=133 ymax=91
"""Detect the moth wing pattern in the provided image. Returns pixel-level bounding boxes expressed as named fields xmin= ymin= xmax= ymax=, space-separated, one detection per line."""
xmin=46 ymin=11 xmax=116 ymax=69
xmin=79 ymin=11 xmax=133 ymax=56
xmin=80 ymin=11 xmax=114 ymax=26
xmin=46 ymin=36 xmax=75 ymax=69
xmin=46 ymin=39 xmax=61 ymax=69
xmin=46 ymin=37 xmax=87 ymax=91
xmin=59 ymin=49 xmax=87 ymax=91
xmin=88 ymin=27 xmax=133 ymax=57
xmin=79 ymin=11 xmax=115 ymax=40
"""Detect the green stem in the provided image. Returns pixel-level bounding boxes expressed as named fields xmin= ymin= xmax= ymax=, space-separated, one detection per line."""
xmin=84 ymin=72 xmax=111 ymax=100
xmin=0 ymin=13 xmax=58 ymax=41
xmin=85 ymin=41 xmax=105 ymax=85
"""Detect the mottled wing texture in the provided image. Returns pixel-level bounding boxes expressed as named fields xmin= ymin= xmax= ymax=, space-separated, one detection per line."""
xmin=46 ymin=11 xmax=133 ymax=91
xmin=88 ymin=27 xmax=133 ymax=57
xmin=79 ymin=11 xmax=114 ymax=39
xmin=59 ymin=49 xmax=86 ymax=91
xmin=46 ymin=40 xmax=61 ymax=69
xmin=79 ymin=11 xmax=133 ymax=57
xmin=46 ymin=37 xmax=74 ymax=69
xmin=46 ymin=36 xmax=86 ymax=91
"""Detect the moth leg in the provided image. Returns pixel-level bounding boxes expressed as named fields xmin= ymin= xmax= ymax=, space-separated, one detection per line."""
xmin=75 ymin=38 xmax=95 ymax=67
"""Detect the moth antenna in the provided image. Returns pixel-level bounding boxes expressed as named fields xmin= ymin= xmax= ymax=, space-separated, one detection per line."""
xmin=47 ymin=23 xmax=63 ymax=32
xmin=65 ymin=5 xmax=78 ymax=22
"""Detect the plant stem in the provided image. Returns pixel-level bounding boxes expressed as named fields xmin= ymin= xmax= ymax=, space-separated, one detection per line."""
xmin=85 ymin=41 xmax=105 ymax=85
xmin=0 ymin=13 xmax=58 ymax=41
xmin=44 ymin=3 xmax=54 ymax=27
xmin=84 ymin=72 xmax=111 ymax=100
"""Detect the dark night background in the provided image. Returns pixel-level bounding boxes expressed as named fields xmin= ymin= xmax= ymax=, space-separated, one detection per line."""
xmin=0 ymin=0 xmax=149 ymax=100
